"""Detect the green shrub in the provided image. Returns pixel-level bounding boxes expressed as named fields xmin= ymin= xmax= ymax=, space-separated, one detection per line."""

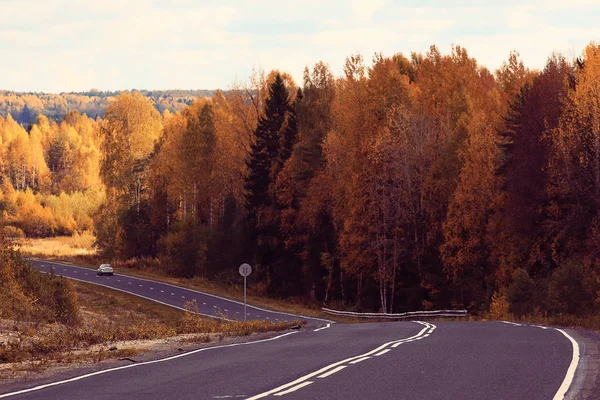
xmin=547 ymin=261 xmax=599 ymax=316
xmin=507 ymin=269 xmax=536 ymax=317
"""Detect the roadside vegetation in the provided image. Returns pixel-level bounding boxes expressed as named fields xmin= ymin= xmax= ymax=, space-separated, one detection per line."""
xmin=0 ymin=242 xmax=302 ymax=375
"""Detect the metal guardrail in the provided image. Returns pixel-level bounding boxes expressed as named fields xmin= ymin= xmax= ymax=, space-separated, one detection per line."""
xmin=322 ymin=307 xmax=468 ymax=320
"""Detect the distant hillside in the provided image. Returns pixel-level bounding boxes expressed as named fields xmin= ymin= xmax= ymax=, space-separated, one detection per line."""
xmin=0 ymin=89 xmax=218 ymax=125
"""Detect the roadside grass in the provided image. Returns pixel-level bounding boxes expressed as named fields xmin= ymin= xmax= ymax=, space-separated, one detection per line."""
xmin=16 ymin=233 xmax=98 ymax=258
xmin=0 ymin=279 xmax=303 ymax=373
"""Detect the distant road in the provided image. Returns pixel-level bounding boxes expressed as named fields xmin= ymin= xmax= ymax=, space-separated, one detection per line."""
xmin=2 ymin=320 xmax=593 ymax=399
xmin=28 ymin=259 xmax=331 ymax=326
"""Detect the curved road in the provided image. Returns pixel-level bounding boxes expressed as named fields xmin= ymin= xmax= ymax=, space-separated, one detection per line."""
xmin=28 ymin=259 xmax=331 ymax=325
xmin=0 ymin=259 xmax=596 ymax=399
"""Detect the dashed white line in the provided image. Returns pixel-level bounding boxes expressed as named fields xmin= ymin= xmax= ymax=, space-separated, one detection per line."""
xmin=203 ymin=302 xmax=207 ymax=305
xmin=171 ymin=293 xmax=175 ymax=296
xmin=531 ymin=324 xmax=549 ymax=330
xmin=317 ymin=366 xmax=347 ymax=378
xmin=161 ymin=290 xmax=164 ymax=293
xmin=246 ymin=322 xmax=433 ymax=400
xmin=349 ymin=356 xmax=370 ymax=365
xmin=374 ymin=349 xmax=390 ymax=356
xmin=273 ymin=382 xmax=313 ymax=397
xmin=182 ymin=296 xmax=186 ymax=299
xmin=500 ymin=321 xmax=522 ymax=326
xmin=150 ymin=287 xmax=154 ymax=290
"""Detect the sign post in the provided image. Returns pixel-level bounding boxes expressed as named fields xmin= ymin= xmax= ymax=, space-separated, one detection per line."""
xmin=238 ymin=263 xmax=252 ymax=321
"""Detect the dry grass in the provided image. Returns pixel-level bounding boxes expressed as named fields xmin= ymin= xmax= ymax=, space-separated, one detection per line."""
xmin=17 ymin=233 xmax=98 ymax=258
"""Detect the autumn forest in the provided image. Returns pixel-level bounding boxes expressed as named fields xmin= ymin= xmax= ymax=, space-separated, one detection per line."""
xmin=2 ymin=44 xmax=600 ymax=317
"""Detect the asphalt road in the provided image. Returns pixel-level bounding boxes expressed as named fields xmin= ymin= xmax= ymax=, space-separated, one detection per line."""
xmin=1 ymin=320 xmax=587 ymax=399
xmin=27 ymin=259 xmax=331 ymax=326
xmin=1 ymin=259 xmax=594 ymax=399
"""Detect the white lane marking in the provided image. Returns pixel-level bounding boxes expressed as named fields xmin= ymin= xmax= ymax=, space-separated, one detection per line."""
xmin=117 ymin=280 xmax=121 ymax=282
xmin=317 ymin=366 xmax=346 ymax=378
xmin=128 ymin=282 xmax=132 ymax=284
xmin=374 ymin=349 xmax=390 ymax=356
xmin=182 ymin=296 xmax=186 ymax=299
xmin=139 ymin=285 xmax=143 ymax=287
xmin=171 ymin=293 xmax=175 ymax=296
xmin=247 ymin=322 xmax=433 ymax=400
xmin=313 ymin=323 xmax=331 ymax=332
xmin=273 ymin=382 xmax=313 ymax=397
xmin=552 ymin=329 xmax=580 ymax=400
xmin=349 ymin=356 xmax=370 ymax=364
xmin=531 ymin=324 xmax=549 ymax=330
xmin=0 ymin=331 xmax=299 ymax=399
xmin=500 ymin=321 xmax=522 ymax=326
xmin=30 ymin=258 xmax=334 ymax=323
xmin=63 ymin=269 xmax=66 ymax=271
xmin=84 ymin=273 xmax=88 ymax=275
xmin=161 ymin=290 xmax=164 ymax=293
xmin=203 ymin=302 xmax=207 ymax=305
xmin=224 ymin=309 xmax=228 ymax=312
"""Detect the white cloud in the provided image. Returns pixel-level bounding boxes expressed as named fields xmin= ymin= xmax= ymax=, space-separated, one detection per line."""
xmin=0 ymin=0 xmax=599 ymax=91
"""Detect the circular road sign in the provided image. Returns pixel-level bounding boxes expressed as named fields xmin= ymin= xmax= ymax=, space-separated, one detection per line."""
xmin=239 ymin=263 xmax=252 ymax=277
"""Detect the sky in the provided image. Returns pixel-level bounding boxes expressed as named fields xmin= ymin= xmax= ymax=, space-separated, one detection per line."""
xmin=1 ymin=0 xmax=599 ymax=93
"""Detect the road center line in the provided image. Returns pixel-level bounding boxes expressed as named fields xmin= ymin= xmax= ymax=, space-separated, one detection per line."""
xmin=273 ymin=381 xmax=314 ymax=397
xmin=246 ymin=321 xmax=434 ymax=400
xmin=374 ymin=349 xmax=390 ymax=356
xmin=317 ymin=366 xmax=347 ymax=378
xmin=349 ymin=356 xmax=371 ymax=364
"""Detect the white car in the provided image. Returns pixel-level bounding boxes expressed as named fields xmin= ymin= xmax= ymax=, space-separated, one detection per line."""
xmin=97 ymin=264 xmax=114 ymax=276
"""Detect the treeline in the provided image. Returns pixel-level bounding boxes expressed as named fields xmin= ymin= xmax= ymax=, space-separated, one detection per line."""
xmin=3 ymin=44 xmax=600 ymax=316
xmin=0 ymin=89 xmax=217 ymax=125
xmin=0 ymin=112 xmax=104 ymax=237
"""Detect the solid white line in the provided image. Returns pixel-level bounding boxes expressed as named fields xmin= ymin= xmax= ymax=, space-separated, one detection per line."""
xmin=552 ymin=329 xmax=580 ymax=400
xmin=273 ymin=381 xmax=313 ymax=396
xmin=317 ymin=366 xmax=347 ymax=378
xmin=313 ymin=323 xmax=331 ymax=332
xmin=349 ymin=356 xmax=371 ymax=364
xmin=374 ymin=349 xmax=390 ymax=356
xmin=30 ymin=259 xmax=334 ymax=323
xmin=500 ymin=321 xmax=522 ymax=326
xmin=531 ymin=324 xmax=549 ymax=330
xmin=0 ymin=331 xmax=299 ymax=399
xmin=247 ymin=322 xmax=434 ymax=400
